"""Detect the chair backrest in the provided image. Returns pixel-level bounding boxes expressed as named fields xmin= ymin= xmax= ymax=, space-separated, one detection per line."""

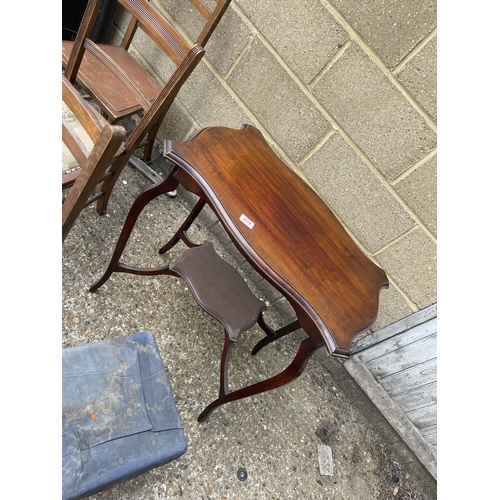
xmin=116 ymin=1 xmax=232 ymax=51
xmin=62 ymin=74 xmax=126 ymax=242
xmin=188 ymin=0 xmax=233 ymax=47
xmin=64 ymin=0 xmax=231 ymax=111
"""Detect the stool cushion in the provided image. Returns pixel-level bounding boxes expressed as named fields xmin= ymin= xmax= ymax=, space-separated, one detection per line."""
xmin=62 ymin=332 xmax=187 ymax=500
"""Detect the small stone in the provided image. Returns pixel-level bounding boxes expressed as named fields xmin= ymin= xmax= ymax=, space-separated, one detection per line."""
xmin=318 ymin=444 xmax=334 ymax=476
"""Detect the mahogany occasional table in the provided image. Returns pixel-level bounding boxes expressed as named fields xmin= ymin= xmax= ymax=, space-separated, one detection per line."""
xmin=90 ymin=125 xmax=389 ymax=421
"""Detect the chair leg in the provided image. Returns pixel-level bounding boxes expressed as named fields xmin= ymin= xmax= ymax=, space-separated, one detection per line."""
xmin=159 ymin=199 xmax=206 ymax=254
xmin=142 ymin=131 xmax=157 ymax=164
xmin=142 ymin=142 xmax=154 ymax=165
xmin=89 ymin=169 xmax=180 ymax=292
xmin=142 ymin=110 xmax=168 ymax=164
xmin=96 ymin=155 xmax=126 ymax=215
xmin=197 ymin=337 xmax=321 ymax=422
xmin=96 ymin=145 xmax=142 ymax=215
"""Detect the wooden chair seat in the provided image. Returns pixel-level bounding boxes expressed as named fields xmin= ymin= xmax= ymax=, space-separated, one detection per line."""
xmin=62 ymin=41 xmax=163 ymax=122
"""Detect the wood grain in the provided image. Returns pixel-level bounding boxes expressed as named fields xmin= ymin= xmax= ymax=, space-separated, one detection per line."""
xmin=167 ymin=125 xmax=389 ymax=354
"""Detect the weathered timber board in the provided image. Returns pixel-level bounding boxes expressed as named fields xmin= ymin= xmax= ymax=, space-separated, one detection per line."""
xmin=357 ymin=317 xmax=437 ymax=363
xmin=379 ymin=357 xmax=437 ymax=396
xmin=364 ymin=334 xmax=437 ymax=379
xmin=393 ymin=381 xmax=437 ymax=413
xmin=353 ymin=303 xmax=437 ymax=352
xmin=406 ymin=403 xmax=437 ymax=430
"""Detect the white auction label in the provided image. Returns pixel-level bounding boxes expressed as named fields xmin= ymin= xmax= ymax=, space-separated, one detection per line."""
xmin=239 ymin=214 xmax=254 ymax=229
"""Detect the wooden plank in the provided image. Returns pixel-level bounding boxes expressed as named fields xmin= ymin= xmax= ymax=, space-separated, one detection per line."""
xmin=378 ymin=357 xmax=436 ymax=396
xmin=365 ymin=334 xmax=437 ymax=379
xmin=357 ymin=317 xmax=436 ymax=363
xmin=353 ymin=303 xmax=437 ymax=352
xmin=420 ymin=424 xmax=437 ymax=437
xmin=344 ymin=356 xmax=437 ymax=479
xmin=406 ymin=403 xmax=437 ymax=430
xmin=424 ymin=432 xmax=437 ymax=447
xmin=128 ymin=155 xmax=162 ymax=183
xmin=392 ymin=381 xmax=437 ymax=413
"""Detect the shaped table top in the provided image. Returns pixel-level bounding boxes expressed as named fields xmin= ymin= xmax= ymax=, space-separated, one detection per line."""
xmin=165 ymin=125 xmax=388 ymax=356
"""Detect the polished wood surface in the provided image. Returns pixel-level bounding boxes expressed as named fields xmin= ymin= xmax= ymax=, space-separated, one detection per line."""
xmin=62 ymin=42 xmax=162 ymax=120
xmin=168 ymin=241 xmax=266 ymax=341
xmin=88 ymin=125 xmax=389 ymax=420
xmin=166 ymin=126 xmax=389 ymax=355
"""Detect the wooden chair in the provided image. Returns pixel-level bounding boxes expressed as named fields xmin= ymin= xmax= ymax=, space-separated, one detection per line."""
xmin=62 ymin=74 xmax=126 ymax=242
xmin=62 ymin=0 xmax=231 ymax=214
xmin=182 ymin=0 xmax=233 ymax=47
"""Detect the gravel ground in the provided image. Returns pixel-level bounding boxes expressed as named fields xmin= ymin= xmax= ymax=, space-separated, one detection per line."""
xmin=62 ymin=149 xmax=437 ymax=500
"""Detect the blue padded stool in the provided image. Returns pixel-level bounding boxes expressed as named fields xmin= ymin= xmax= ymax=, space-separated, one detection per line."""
xmin=62 ymin=332 xmax=187 ymax=500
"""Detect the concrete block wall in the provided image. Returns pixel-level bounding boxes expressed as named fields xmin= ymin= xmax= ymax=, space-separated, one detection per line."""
xmin=108 ymin=0 xmax=437 ymax=333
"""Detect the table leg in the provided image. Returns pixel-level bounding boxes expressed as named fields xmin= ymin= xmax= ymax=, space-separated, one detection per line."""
xmin=219 ymin=331 xmax=234 ymax=397
xmin=251 ymin=317 xmax=301 ymax=355
xmin=198 ymin=336 xmax=321 ymax=422
xmin=89 ymin=170 xmax=180 ymax=292
xmin=158 ymin=198 xmax=206 ymax=254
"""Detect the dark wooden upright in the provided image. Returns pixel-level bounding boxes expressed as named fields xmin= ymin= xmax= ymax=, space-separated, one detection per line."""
xmin=62 ymin=74 xmax=126 ymax=242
